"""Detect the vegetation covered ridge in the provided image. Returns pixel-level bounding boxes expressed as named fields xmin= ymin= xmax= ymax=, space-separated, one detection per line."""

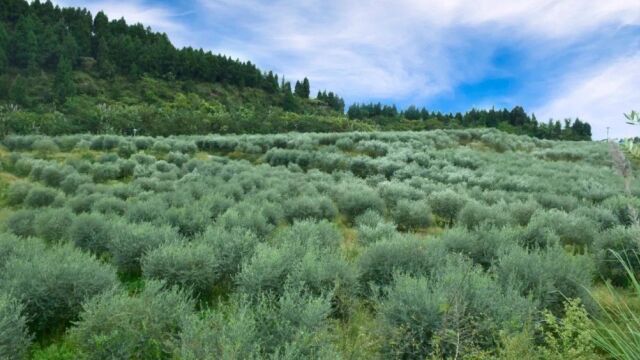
xmin=0 ymin=0 xmax=591 ymax=140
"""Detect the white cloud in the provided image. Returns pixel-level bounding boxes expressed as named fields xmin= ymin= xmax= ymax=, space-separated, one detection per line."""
xmin=536 ymin=53 xmax=640 ymax=140
xmin=198 ymin=0 xmax=640 ymax=105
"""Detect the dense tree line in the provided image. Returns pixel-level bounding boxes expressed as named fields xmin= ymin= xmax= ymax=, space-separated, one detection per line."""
xmin=348 ymin=103 xmax=592 ymax=140
xmin=0 ymin=0 xmax=345 ymax=108
xmin=0 ymin=0 xmax=590 ymax=141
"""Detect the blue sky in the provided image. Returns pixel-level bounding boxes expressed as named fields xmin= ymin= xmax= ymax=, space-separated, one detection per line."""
xmin=52 ymin=0 xmax=640 ymax=139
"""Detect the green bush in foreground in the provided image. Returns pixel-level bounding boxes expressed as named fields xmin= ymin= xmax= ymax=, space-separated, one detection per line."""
xmin=70 ymin=281 xmax=194 ymax=359
xmin=378 ymin=258 xmax=534 ymax=359
xmin=0 ymin=294 xmax=32 ymax=360
xmin=109 ymin=221 xmax=182 ymax=275
xmin=142 ymin=241 xmax=219 ymax=299
xmin=0 ymin=242 xmax=118 ymax=337
xmin=69 ymin=213 xmax=112 ymax=255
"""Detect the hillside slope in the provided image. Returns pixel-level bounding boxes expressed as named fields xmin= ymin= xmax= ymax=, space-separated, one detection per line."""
xmin=0 ymin=0 xmax=591 ymax=139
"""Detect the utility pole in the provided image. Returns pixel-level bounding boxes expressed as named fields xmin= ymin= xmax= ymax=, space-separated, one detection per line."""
xmin=606 ymin=126 xmax=610 ymax=141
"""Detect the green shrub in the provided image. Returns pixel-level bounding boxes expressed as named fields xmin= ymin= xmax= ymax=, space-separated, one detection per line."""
xmin=176 ymin=306 xmax=260 ymax=359
xmin=109 ymin=221 xmax=181 ymax=275
xmin=0 ymin=243 xmax=118 ymax=337
xmin=6 ymin=209 xmax=36 ymax=238
xmin=125 ymin=197 xmax=168 ymax=223
xmin=0 ymin=294 xmax=32 ymax=360
xmin=196 ymin=227 xmax=259 ymax=282
xmin=379 ymin=259 xmax=534 ymax=358
xmin=70 ymin=281 xmax=194 ymax=359
xmin=162 ymin=205 xmax=210 ymax=238
xmin=458 ymin=201 xmax=513 ymax=230
xmin=69 ymin=213 xmax=112 ymax=254
xmin=392 ymin=199 xmax=433 ymax=231
xmin=527 ymin=209 xmax=598 ymax=248
xmin=217 ymin=205 xmax=273 ymax=239
xmin=283 ymin=195 xmax=338 ymax=223
xmin=357 ymin=235 xmax=447 ymax=290
xmin=142 ymin=242 xmax=218 ymax=299
xmin=594 ymin=226 xmax=640 ymax=286
xmin=177 ymin=286 xmax=335 ymax=358
xmin=441 ymin=226 xmax=513 ymax=268
xmin=0 ymin=234 xmax=46 ymax=267
xmin=602 ymin=195 xmax=640 ymax=226
xmin=236 ymin=241 xmax=306 ymax=296
xmin=272 ymin=220 xmax=342 ymax=250
xmin=335 ymin=184 xmax=385 ymax=222
xmin=92 ymin=163 xmax=121 ymax=182
xmin=24 ymin=186 xmax=59 ymax=208
xmin=494 ymin=245 xmax=595 ymax=315
xmin=59 ymin=173 xmax=92 ymax=195
xmin=6 ymin=181 xmax=32 ymax=206
xmin=355 ymin=210 xmax=398 ymax=245
xmin=92 ymin=196 xmax=127 ymax=216
xmin=32 ymin=138 xmax=59 ymax=154
xmin=33 ymin=207 xmax=74 ymax=242
xmin=39 ymin=165 xmax=67 ymax=187
xmin=428 ymin=189 xmax=468 ymax=226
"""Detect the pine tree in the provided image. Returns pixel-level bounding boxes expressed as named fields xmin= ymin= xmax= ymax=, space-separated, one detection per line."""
xmin=53 ymin=55 xmax=74 ymax=103
xmin=0 ymin=23 xmax=8 ymax=72
xmin=10 ymin=75 xmax=28 ymax=106
xmin=96 ymin=37 xmax=114 ymax=78
xmin=294 ymin=80 xmax=303 ymax=98
xmin=282 ymin=81 xmax=297 ymax=112
xmin=13 ymin=16 xmax=39 ymax=72
xmin=301 ymin=77 xmax=310 ymax=98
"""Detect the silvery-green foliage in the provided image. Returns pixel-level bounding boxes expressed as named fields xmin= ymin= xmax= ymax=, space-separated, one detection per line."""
xmin=69 ymin=213 xmax=112 ymax=254
xmin=91 ymin=163 xmax=121 ymax=182
xmin=283 ymin=195 xmax=337 ymax=223
xmin=357 ymin=235 xmax=447 ymax=290
xmin=392 ymin=199 xmax=433 ymax=231
xmin=379 ymin=257 xmax=534 ymax=359
xmin=272 ymin=220 xmax=342 ymax=250
xmin=109 ymin=220 xmax=182 ymax=275
xmin=493 ymin=244 xmax=595 ymax=315
xmin=142 ymin=241 xmax=218 ymax=299
xmin=440 ymin=226 xmax=514 ymax=269
xmin=602 ymin=194 xmax=640 ymax=226
xmin=355 ymin=210 xmax=398 ymax=245
xmin=0 ymin=242 xmax=117 ymax=336
xmin=24 ymin=186 xmax=59 ymax=208
xmin=60 ymin=172 xmax=92 ymax=194
xmin=196 ymin=227 xmax=259 ymax=282
xmin=428 ymin=189 xmax=468 ymax=226
xmin=572 ymin=206 xmax=618 ymax=230
xmin=33 ymin=206 xmax=74 ymax=242
xmin=217 ymin=205 xmax=273 ymax=239
xmin=92 ymin=196 xmax=127 ymax=215
xmin=237 ymin=222 xmax=348 ymax=299
xmin=334 ymin=183 xmax=385 ymax=222
xmin=125 ymin=197 xmax=168 ymax=223
xmin=162 ymin=204 xmax=210 ymax=238
xmin=0 ymin=294 xmax=32 ymax=360
xmin=0 ymin=234 xmax=46 ymax=267
xmin=6 ymin=209 xmax=36 ymax=238
xmin=70 ymin=281 xmax=194 ymax=359
xmin=594 ymin=226 xmax=640 ymax=286
xmin=457 ymin=201 xmax=513 ymax=230
xmin=6 ymin=181 xmax=32 ymax=206
xmin=527 ymin=209 xmax=597 ymax=248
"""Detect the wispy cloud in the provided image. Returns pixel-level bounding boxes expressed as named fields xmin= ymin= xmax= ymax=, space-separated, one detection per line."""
xmin=536 ymin=53 xmax=640 ymax=140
